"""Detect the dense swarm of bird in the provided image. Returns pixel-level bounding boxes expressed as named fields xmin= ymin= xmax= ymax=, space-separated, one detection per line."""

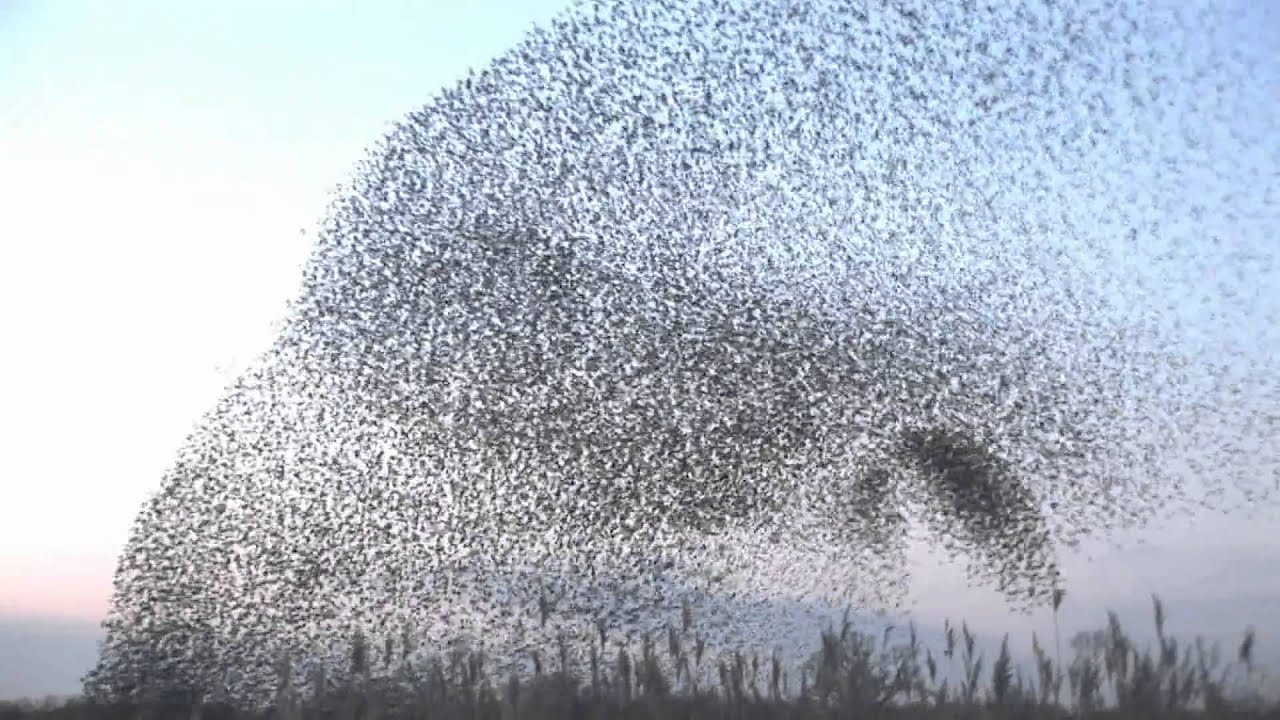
xmin=86 ymin=0 xmax=1278 ymax=706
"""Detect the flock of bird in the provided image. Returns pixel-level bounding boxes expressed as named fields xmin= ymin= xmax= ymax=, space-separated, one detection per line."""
xmin=87 ymin=0 xmax=1277 ymax=705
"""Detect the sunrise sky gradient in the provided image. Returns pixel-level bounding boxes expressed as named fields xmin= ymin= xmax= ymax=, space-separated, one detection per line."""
xmin=1 ymin=0 xmax=1277 ymax=700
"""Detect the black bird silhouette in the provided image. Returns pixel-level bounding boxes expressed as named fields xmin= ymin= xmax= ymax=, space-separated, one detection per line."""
xmin=86 ymin=0 xmax=1278 ymax=706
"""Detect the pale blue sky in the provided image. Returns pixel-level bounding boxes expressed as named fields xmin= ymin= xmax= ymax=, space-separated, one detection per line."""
xmin=1 ymin=0 xmax=1277 ymax=701
xmin=1 ymin=0 xmax=569 ymax=615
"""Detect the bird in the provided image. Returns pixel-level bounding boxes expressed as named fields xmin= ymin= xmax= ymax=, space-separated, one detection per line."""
xmin=85 ymin=0 xmax=1280 ymax=707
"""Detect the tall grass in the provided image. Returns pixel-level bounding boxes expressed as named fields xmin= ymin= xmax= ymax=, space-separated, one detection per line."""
xmin=4 ymin=595 xmax=1275 ymax=719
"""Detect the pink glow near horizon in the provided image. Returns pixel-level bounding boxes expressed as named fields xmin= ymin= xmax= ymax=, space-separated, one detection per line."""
xmin=1 ymin=553 xmax=115 ymax=621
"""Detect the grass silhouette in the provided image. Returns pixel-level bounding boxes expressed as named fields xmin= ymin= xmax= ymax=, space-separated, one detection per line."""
xmin=3 ymin=595 xmax=1275 ymax=719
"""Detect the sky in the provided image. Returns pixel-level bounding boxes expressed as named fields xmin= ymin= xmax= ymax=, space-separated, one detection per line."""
xmin=1 ymin=0 xmax=1277 ymax=702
